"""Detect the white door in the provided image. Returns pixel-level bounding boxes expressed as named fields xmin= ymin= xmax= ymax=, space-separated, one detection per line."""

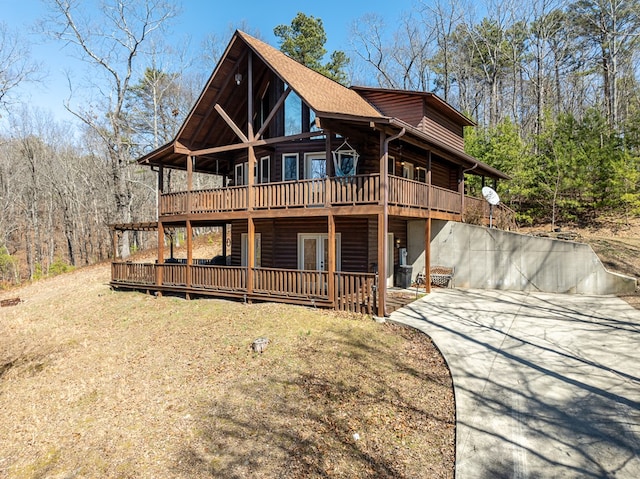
xmin=305 ymin=152 xmax=326 ymax=179
xmin=298 ymin=233 xmax=341 ymax=271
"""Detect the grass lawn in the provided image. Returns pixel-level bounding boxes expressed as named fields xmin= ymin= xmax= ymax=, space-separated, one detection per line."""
xmin=0 ymin=264 xmax=454 ymax=478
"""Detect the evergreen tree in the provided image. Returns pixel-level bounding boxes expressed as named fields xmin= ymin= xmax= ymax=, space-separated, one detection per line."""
xmin=274 ymin=12 xmax=349 ymax=85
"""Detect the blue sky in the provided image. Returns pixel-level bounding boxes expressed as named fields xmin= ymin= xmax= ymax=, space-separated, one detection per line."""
xmin=3 ymin=0 xmax=419 ymax=124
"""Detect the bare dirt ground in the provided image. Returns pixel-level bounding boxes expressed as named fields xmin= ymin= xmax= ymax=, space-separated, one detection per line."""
xmin=0 ymin=264 xmax=454 ymax=478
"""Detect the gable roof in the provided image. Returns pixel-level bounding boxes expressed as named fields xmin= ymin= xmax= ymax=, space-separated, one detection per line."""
xmin=139 ymin=30 xmax=508 ymax=180
xmin=237 ymin=32 xmax=382 ymax=119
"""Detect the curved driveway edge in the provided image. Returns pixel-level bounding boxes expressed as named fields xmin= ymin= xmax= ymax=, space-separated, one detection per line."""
xmin=390 ymin=289 xmax=640 ymax=479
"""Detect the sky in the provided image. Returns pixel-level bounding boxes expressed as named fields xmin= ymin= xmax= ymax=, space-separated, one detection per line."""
xmin=2 ymin=0 xmax=419 ymax=125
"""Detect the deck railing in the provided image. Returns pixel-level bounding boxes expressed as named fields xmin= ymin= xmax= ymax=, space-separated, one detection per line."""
xmin=160 ymin=174 xmax=463 ymax=215
xmin=111 ymin=262 xmax=377 ymax=313
xmin=253 ymin=267 xmax=329 ymax=298
xmin=158 ymin=173 xmax=508 ymax=224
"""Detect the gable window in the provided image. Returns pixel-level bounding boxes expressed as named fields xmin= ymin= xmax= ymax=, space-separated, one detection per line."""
xmin=260 ymin=156 xmax=270 ymax=183
xmin=282 ymin=153 xmax=299 ymax=181
xmin=284 ymin=88 xmax=302 ymax=136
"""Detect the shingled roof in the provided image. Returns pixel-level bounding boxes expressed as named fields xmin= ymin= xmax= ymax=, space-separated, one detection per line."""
xmin=236 ymin=31 xmax=382 ymax=119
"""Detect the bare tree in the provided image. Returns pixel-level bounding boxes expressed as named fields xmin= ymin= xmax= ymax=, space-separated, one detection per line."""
xmin=0 ymin=22 xmax=40 ymax=110
xmin=40 ymin=0 xmax=178 ymax=258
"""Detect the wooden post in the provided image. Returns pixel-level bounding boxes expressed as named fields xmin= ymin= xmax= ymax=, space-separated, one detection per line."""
xmin=328 ymin=214 xmax=336 ymax=307
xmin=157 ymin=221 xmax=164 ymax=292
xmin=112 ymin=229 xmax=118 ymax=260
xmin=186 ymin=220 xmax=192 ymax=289
xmin=187 ymin=155 xmax=194 ymax=214
xmin=247 ymin=217 xmax=255 ymax=298
xmin=157 ymin=165 xmax=164 ymax=217
xmin=247 ymin=51 xmax=256 ymax=212
xmin=325 ymin=130 xmax=332 ymax=208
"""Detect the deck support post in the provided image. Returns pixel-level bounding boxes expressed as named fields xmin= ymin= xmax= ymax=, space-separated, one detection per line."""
xmin=328 ymin=214 xmax=336 ymax=307
xmin=186 ymin=219 xmax=193 ymax=289
xmin=157 ymin=222 xmax=165 ymax=284
xmin=112 ymin=230 xmax=118 ymax=260
xmin=247 ymin=217 xmax=255 ymax=299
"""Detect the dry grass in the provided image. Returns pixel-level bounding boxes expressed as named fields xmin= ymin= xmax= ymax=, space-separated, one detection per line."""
xmin=0 ymin=265 xmax=454 ymax=478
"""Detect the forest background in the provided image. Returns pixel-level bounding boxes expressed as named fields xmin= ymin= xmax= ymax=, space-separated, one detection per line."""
xmin=1 ymin=0 xmax=639 ymax=285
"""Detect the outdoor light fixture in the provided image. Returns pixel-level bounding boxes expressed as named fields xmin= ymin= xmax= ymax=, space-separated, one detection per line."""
xmin=235 ymin=73 xmax=242 ymax=85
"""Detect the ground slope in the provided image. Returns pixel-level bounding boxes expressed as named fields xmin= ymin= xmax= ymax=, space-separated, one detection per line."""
xmin=0 ymin=265 xmax=454 ymax=479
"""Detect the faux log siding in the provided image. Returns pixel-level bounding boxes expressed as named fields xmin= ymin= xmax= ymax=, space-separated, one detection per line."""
xmin=368 ymin=217 xmax=378 ymax=272
xmin=417 ymin=114 xmax=464 ymax=151
xmin=354 ymin=90 xmax=424 ymax=126
xmin=230 ymin=217 xmax=370 ymax=272
xmin=432 ymin=161 xmax=452 ymax=189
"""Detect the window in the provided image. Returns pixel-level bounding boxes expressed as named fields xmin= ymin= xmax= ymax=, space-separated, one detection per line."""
xmin=235 ymin=162 xmax=247 ymax=186
xmin=305 ymin=152 xmax=326 ymax=179
xmin=415 ymin=167 xmax=426 ymax=183
xmin=284 ymin=88 xmax=302 ymax=136
xmin=241 ymin=233 xmax=261 ymax=267
xmin=388 ymin=155 xmax=396 ymax=176
xmin=402 ymin=162 xmax=415 ymax=180
xmin=260 ymin=156 xmax=270 ymax=183
xmin=282 ymin=153 xmax=299 ymax=181
xmin=235 ymin=161 xmax=257 ymax=185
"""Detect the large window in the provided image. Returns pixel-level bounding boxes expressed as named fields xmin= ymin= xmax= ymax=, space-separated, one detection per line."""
xmin=282 ymin=153 xmax=299 ymax=181
xmin=284 ymin=89 xmax=303 ymax=136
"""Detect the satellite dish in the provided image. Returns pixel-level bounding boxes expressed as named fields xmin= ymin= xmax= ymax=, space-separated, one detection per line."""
xmin=482 ymin=186 xmax=500 ymax=206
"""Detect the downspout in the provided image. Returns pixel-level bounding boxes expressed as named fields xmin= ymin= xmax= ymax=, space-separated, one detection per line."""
xmin=378 ymin=127 xmax=406 ymax=318
xmin=461 ymin=162 xmax=478 ymax=222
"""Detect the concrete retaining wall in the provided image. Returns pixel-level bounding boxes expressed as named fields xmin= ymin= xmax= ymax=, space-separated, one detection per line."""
xmin=430 ymin=220 xmax=637 ymax=295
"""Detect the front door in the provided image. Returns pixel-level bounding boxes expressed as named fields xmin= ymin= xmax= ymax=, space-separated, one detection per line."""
xmin=299 ymin=234 xmax=341 ymax=271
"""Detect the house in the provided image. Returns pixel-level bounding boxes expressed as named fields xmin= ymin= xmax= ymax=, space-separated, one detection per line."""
xmin=110 ymin=30 xmax=511 ymax=317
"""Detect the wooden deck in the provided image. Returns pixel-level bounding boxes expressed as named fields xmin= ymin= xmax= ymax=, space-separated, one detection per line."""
xmin=160 ymin=174 xmax=463 ymax=217
xmin=111 ymin=262 xmax=377 ymax=315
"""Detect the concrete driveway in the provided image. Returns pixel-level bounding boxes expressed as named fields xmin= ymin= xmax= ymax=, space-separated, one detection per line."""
xmin=390 ymin=289 xmax=640 ymax=479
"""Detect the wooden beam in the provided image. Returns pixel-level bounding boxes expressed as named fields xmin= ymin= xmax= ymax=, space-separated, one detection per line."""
xmin=174 ymin=141 xmax=190 ymax=154
xmin=255 ymin=86 xmax=291 ymax=139
xmin=190 ymin=130 xmax=326 ymax=156
xmin=328 ymin=214 xmax=336 ymax=307
xmin=189 ymin=49 xmax=248 ymax=143
xmin=215 ymin=103 xmax=250 ymax=143
xmin=247 ymin=217 xmax=255 ymax=297
xmin=187 ymin=155 xmax=193 ymax=214
xmin=186 ymin=219 xmax=193 ymax=289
